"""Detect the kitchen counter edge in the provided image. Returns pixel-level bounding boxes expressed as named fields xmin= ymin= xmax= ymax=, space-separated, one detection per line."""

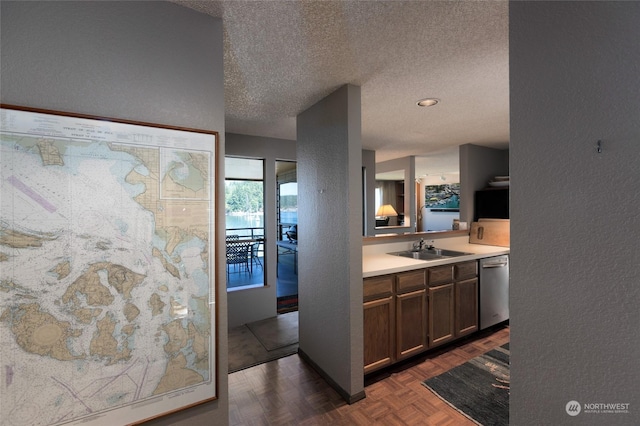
xmin=363 ymin=241 xmax=509 ymax=278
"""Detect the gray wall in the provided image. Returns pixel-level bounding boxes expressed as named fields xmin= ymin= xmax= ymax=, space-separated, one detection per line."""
xmin=459 ymin=143 xmax=509 ymax=225
xmin=225 ymin=133 xmax=296 ymax=327
xmin=1 ymin=2 xmax=228 ymax=424
xmin=510 ymin=2 xmax=639 ymax=425
xmin=362 ymin=149 xmax=376 ymax=236
xmin=297 ymin=84 xmax=364 ymax=400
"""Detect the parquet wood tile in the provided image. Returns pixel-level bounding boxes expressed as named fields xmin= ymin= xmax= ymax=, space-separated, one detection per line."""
xmin=229 ymin=324 xmax=509 ymax=425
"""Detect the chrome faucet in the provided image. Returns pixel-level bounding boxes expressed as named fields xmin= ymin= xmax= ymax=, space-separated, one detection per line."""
xmin=414 ymin=238 xmax=435 ymax=250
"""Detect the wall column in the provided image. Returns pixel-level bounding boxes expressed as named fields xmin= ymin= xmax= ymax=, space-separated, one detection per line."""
xmin=296 ymin=84 xmax=364 ymax=402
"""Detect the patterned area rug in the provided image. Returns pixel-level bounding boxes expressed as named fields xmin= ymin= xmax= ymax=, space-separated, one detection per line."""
xmin=422 ymin=343 xmax=510 ymax=426
xmin=277 ymin=294 xmax=298 ymax=313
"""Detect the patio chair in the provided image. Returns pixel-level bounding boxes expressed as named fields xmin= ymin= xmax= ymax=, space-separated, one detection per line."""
xmin=285 ymin=225 xmax=297 ymax=242
xmin=226 ymin=240 xmax=251 ymax=276
xmin=251 ymin=241 xmax=263 ymax=269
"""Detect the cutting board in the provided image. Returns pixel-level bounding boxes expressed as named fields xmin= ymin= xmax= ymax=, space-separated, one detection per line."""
xmin=469 ymin=219 xmax=510 ymax=247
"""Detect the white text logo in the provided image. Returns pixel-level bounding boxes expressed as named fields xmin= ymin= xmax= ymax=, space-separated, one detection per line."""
xmin=566 ymin=401 xmax=581 ymax=416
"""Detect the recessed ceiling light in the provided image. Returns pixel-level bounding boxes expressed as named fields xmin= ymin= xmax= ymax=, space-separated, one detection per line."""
xmin=417 ymin=98 xmax=439 ymax=107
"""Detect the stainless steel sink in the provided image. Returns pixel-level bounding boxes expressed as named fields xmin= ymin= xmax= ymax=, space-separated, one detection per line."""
xmin=390 ymin=250 xmax=444 ymax=260
xmin=389 ymin=248 xmax=473 ymax=261
xmin=423 ymin=248 xmax=473 ymax=257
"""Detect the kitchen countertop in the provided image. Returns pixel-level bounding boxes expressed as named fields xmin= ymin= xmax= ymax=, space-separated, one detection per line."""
xmin=363 ymin=235 xmax=509 ymax=278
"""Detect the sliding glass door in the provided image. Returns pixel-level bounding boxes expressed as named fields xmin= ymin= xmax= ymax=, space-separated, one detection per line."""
xmin=276 ymin=161 xmax=298 ymax=312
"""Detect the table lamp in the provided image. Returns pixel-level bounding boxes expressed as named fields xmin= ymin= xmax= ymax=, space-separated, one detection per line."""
xmin=376 ymin=204 xmax=398 ymax=218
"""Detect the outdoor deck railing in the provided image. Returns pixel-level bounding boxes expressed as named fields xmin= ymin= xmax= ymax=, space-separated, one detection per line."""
xmin=225 ymin=227 xmax=264 ymax=240
xmin=226 ymin=224 xmax=296 ymax=242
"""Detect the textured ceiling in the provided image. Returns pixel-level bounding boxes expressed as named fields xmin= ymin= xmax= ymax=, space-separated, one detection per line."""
xmin=174 ymin=0 xmax=510 ymax=175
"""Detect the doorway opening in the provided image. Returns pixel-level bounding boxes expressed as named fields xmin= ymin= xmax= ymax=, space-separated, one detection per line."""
xmin=276 ymin=160 xmax=298 ymax=313
xmin=227 ymin=160 xmax=299 ymax=373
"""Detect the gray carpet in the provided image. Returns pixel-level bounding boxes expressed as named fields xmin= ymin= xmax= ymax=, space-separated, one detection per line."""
xmin=422 ymin=343 xmax=510 ymax=426
xmin=228 ymin=311 xmax=298 ymax=373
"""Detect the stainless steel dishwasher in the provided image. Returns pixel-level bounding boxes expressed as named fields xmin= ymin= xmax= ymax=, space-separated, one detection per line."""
xmin=479 ymin=255 xmax=509 ymax=329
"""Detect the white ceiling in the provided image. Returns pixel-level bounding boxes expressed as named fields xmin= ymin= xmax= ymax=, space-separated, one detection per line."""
xmin=174 ymin=0 xmax=510 ymax=176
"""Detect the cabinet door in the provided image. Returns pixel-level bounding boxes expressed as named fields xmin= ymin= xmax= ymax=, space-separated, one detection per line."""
xmin=364 ymin=296 xmax=395 ymax=374
xmin=456 ymin=278 xmax=478 ymax=337
xmin=396 ymin=289 xmax=427 ymax=360
xmin=428 ymin=283 xmax=455 ymax=347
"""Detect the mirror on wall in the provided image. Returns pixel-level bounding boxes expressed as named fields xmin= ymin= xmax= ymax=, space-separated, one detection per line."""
xmin=371 ymin=152 xmax=461 ymax=235
xmin=374 ymin=170 xmax=406 ymax=227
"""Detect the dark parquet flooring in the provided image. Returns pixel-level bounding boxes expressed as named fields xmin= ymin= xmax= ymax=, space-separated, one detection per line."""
xmin=229 ymin=324 xmax=509 ymax=425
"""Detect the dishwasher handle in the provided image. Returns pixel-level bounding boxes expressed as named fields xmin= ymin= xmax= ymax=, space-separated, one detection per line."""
xmin=481 ymin=261 xmax=508 ymax=268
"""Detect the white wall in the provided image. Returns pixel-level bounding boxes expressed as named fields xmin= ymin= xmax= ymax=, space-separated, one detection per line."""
xmin=225 ymin=133 xmax=296 ymax=327
xmin=297 ymin=84 xmax=364 ymax=402
xmin=1 ymin=2 xmax=228 ymax=424
xmin=510 ymin=2 xmax=640 ymax=425
xmin=420 ymin=209 xmax=459 ymax=232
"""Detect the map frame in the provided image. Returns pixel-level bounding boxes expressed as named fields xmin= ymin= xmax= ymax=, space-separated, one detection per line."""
xmin=0 ymin=104 xmax=218 ymax=425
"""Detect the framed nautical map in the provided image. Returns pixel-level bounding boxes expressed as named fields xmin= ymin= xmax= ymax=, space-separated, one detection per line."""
xmin=0 ymin=105 xmax=218 ymax=425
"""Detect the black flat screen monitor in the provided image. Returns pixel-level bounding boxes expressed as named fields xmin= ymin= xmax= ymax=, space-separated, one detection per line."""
xmin=474 ymin=188 xmax=509 ymax=221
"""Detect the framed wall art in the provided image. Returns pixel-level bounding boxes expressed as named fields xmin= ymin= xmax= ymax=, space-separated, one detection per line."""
xmin=424 ymin=183 xmax=460 ymax=210
xmin=0 ymin=105 xmax=218 ymax=425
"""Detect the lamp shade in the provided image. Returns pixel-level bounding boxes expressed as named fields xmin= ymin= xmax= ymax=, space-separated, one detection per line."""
xmin=376 ymin=204 xmax=398 ymax=217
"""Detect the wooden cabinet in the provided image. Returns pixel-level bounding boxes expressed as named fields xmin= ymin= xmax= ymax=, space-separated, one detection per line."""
xmin=454 ymin=261 xmax=478 ymax=337
xmin=363 ymin=275 xmax=395 ymax=374
xmin=395 ymin=270 xmax=427 ymax=361
xmin=428 ymin=264 xmax=453 ymax=286
xmin=427 ymin=261 xmax=478 ymax=347
xmin=364 ymin=259 xmax=479 ymax=373
xmin=427 ymin=264 xmax=454 ymax=347
xmin=454 ymin=261 xmax=477 ymax=281
xmin=428 ymin=283 xmax=455 ymax=347
xmin=456 ymin=278 xmax=478 ymax=337
xmin=364 ymin=296 xmax=394 ymax=373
